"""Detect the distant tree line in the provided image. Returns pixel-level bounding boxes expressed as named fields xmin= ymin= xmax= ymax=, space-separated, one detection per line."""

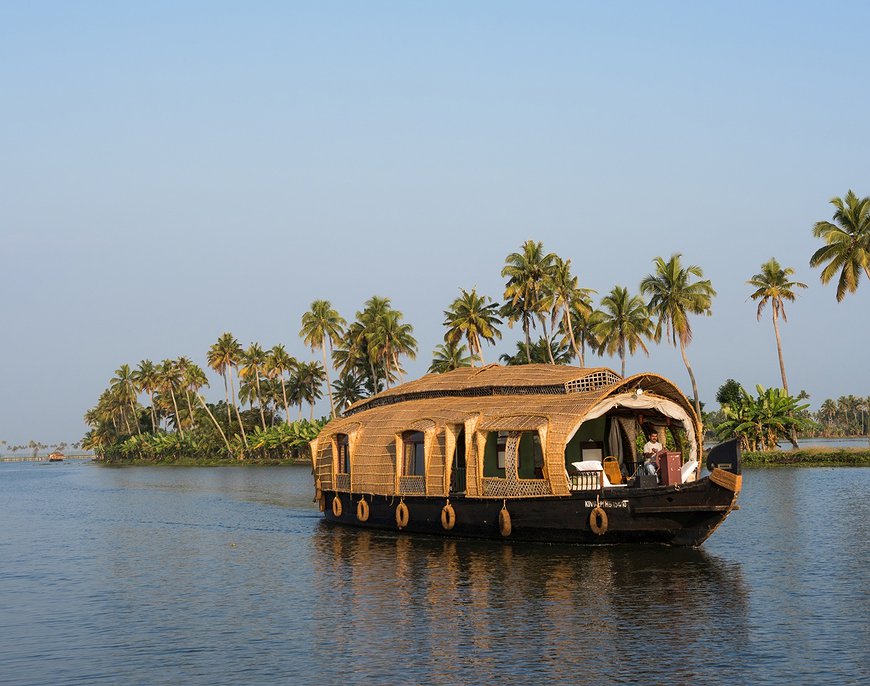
xmin=0 ymin=440 xmax=81 ymax=458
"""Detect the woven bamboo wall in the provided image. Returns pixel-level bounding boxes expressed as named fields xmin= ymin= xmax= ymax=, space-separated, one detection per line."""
xmin=427 ymin=430 xmax=446 ymax=495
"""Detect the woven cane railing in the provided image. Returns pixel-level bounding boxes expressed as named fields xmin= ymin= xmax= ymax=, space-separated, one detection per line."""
xmin=568 ymin=471 xmax=603 ymax=492
xmin=399 ymin=475 xmax=426 ymax=496
xmin=482 ymin=477 xmax=552 ymax=497
xmin=334 ymin=473 xmax=351 ymax=492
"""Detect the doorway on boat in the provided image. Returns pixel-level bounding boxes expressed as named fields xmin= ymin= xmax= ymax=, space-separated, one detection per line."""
xmin=450 ymin=428 xmax=466 ymax=495
xmin=563 ymin=391 xmax=700 ymax=489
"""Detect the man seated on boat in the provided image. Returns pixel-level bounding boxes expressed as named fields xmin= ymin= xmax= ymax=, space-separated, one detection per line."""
xmin=641 ymin=431 xmax=663 ymax=476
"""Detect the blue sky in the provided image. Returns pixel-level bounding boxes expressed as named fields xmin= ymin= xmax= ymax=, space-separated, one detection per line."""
xmin=1 ymin=2 xmax=868 ymax=444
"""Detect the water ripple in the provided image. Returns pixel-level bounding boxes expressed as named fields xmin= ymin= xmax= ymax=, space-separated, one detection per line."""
xmin=0 ymin=462 xmax=866 ymax=685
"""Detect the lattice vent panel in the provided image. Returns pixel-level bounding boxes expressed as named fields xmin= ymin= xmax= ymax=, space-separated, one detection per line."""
xmin=564 ymin=369 xmax=621 ymax=394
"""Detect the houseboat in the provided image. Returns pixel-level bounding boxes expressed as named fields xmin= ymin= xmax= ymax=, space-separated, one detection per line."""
xmin=311 ymin=364 xmax=741 ymax=546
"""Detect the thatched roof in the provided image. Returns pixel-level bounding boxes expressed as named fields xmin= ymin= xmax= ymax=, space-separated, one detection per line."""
xmin=344 ymin=364 xmax=623 ymax=417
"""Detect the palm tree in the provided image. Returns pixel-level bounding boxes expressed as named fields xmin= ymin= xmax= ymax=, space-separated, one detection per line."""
xmin=158 ymin=359 xmax=184 ymax=437
xmin=358 ymin=296 xmax=394 ymax=389
xmin=267 ymin=345 xmax=297 ymax=425
xmin=499 ymin=338 xmax=573 ymax=365
xmin=175 ymin=357 xmax=197 ymax=431
xmin=856 ymin=398 xmax=869 ymax=437
xmin=747 ymin=258 xmax=807 ymax=394
xmin=133 ymin=360 xmax=160 ymax=433
xmin=110 ymin=364 xmax=141 ymax=435
xmin=501 ymin=240 xmax=556 ymax=363
xmin=207 ymin=332 xmax=247 ymax=445
xmin=287 ymin=366 xmax=306 ymax=419
xmin=240 ymin=343 xmax=269 ymax=430
xmin=566 ymin=303 xmax=603 ymax=368
xmin=370 ymin=309 xmax=417 ymax=386
xmin=88 ymin=390 xmax=121 ymax=434
xmin=237 ymin=376 xmax=256 ymax=414
xmin=593 ymin=286 xmax=653 ymax=378
xmin=332 ymin=373 xmax=366 ymax=411
xmin=169 ymin=359 xmax=232 ymax=454
xmin=296 ymin=361 xmax=326 ymax=420
xmin=810 ymin=190 xmax=870 ymax=301
xmin=429 ymin=340 xmax=473 ymax=373
xmin=332 ymin=320 xmax=381 ymax=395
xmin=300 ymin=300 xmax=346 ymax=418
xmin=443 ymin=288 xmax=502 ymax=366
xmin=181 ymin=361 xmax=209 ymax=431
xmin=640 ymin=254 xmax=716 ymax=418
xmin=260 ymin=378 xmax=280 ymax=425
xmin=818 ymin=399 xmax=838 ymax=434
xmin=548 ymin=257 xmax=596 ymax=366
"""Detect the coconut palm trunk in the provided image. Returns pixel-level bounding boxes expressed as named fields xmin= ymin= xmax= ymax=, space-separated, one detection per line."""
xmin=369 ymin=357 xmax=379 ymax=394
xmin=253 ymin=374 xmax=267 ymax=430
xmin=771 ymin=308 xmax=789 ymax=394
xmin=679 ymin=339 xmax=702 ymax=419
xmin=392 ymin=351 xmax=404 ymax=383
xmin=473 ymin=333 xmax=484 ymax=365
xmin=321 ymin=342 xmax=335 ymax=417
xmin=540 ymin=317 xmax=556 ymax=365
xmin=127 ymin=396 xmax=142 ymax=435
xmin=148 ymin=392 xmax=158 ymax=433
xmin=522 ymin=315 xmax=532 ymax=363
xmin=772 ymin=308 xmax=799 ymax=448
xmin=184 ymin=391 xmax=196 ymax=432
xmin=228 ymin=367 xmax=247 ymax=447
xmin=383 ymin=349 xmax=393 ymax=389
xmin=221 ymin=373 xmax=232 ymax=426
xmin=280 ymin=378 xmax=291 ymax=426
xmin=564 ymin=311 xmax=582 ymax=367
xmin=168 ymin=387 xmax=184 ymax=438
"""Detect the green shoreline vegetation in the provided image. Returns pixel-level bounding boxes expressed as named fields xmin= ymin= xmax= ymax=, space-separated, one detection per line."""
xmin=75 ymin=190 xmax=868 ymax=467
xmin=743 ymin=447 xmax=870 ymax=468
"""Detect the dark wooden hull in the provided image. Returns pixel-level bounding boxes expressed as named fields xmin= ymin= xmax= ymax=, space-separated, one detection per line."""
xmin=321 ymin=474 xmax=739 ymax=547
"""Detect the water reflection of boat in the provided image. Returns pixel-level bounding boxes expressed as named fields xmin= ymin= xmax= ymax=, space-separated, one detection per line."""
xmin=311 ymin=365 xmax=741 ymax=546
xmin=309 ymin=525 xmax=750 ymax=681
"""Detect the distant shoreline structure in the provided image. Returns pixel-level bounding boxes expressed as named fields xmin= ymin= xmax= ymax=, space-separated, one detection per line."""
xmin=0 ymin=453 xmax=93 ymax=463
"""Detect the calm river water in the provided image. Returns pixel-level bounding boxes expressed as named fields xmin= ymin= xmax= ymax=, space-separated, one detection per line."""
xmin=1 ymin=462 xmax=867 ymax=685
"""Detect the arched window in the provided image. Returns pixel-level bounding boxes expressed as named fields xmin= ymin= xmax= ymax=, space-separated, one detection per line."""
xmin=402 ymin=431 xmax=425 ymax=477
xmin=335 ymin=434 xmax=350 ymax=476
xmin=483 ymin=430 xmax=508 ymax=477
xmin=518 ymin=431 xmax=544 ymax=479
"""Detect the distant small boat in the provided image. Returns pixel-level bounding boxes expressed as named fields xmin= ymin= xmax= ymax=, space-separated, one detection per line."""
xmin=47 ymin=452 xmax=64 ymax=462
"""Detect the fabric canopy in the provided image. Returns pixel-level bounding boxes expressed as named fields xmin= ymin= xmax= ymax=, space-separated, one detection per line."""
xmin=568 ymin=391 xmax=698 ymax=465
